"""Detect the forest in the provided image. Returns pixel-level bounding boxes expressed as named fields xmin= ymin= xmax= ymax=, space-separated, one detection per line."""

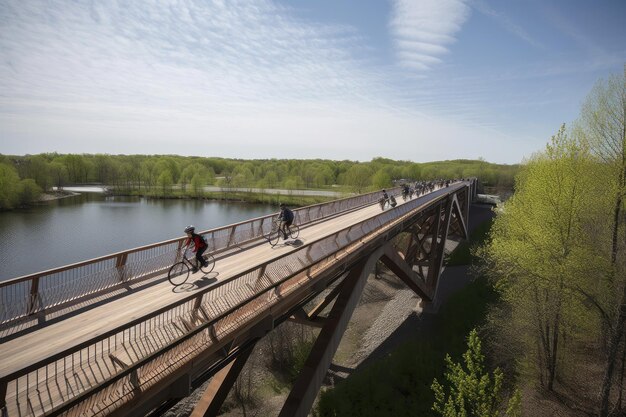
xmin=0 ymin=153 xmax=517 ymax=210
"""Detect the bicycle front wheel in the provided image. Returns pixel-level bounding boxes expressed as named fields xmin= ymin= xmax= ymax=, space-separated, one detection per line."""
xmin=201 ymin=253 xmax=215 ymax=274
xmin=289 ymin=224 xmax=300 ymax=239
xmin=168 ymin=262 xmax=190 ymax=286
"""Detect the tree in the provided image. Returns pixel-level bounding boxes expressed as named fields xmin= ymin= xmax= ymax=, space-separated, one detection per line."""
xmin=18 ymin=179 xmax=42 ymax=205
xmin=0 ymin=163 xmax=20 ymax=209
xmin=26 ymin=155 xmax=52 ymax=191
xmin=157 ymin=170 xmax=173 ymax=195
xmin=48 ymin=161 xmax=68 ymax=189
xmin=579 ymin=69 xmax=626 ymax=417
xmin=190 ymin=173 xmax=205 ymax=196
xmin=61 ymin=154 xmax=89 ymax=183
xmin=372 ymin=169 xmax=391 ymax=189
xmin=480 ymin=125 xmax=604 ymax=391
xmin=344 ymin=164 xmax=372 ymax=193
xmin=432 ymin=329 xmax=521 ymax=417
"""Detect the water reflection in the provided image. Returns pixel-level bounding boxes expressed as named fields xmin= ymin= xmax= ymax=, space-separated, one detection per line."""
xmin=0 ymin=194 xmax=274 ymax=281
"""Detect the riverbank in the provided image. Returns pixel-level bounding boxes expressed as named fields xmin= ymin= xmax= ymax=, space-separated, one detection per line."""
xmin=37 ymin=190 xmax=80 ymax=202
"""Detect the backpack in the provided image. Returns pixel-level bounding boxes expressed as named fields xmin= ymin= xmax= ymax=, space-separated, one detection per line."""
xmin=195 ymin=233 xmax=208 ymax=248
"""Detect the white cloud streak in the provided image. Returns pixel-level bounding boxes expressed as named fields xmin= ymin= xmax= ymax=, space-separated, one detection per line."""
xmin=389 ymin=0 xmax=470 ymax=71
xmin=470 ymin=0 xmax=544 ymax=49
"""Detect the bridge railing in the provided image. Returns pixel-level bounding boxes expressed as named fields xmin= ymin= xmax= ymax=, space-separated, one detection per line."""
xmin=0 ymin=183 xmax=467 ymax=417
xmin=0 ymin=187 xmax=402 ymax=325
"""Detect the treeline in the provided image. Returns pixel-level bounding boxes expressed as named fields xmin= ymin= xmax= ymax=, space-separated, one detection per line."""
xmin=0 ymin=153 xmax=517 ymax=210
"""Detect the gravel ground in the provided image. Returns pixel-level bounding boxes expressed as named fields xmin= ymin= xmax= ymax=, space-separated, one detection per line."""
xmin=161 ymin=204 xmax=495 ymax=417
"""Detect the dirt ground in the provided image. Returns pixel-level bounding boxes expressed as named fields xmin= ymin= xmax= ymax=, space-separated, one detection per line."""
xmin=162 ymin=204 xmax=496 ymax=417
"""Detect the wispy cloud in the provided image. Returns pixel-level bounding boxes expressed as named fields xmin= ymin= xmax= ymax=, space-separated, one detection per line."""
xmin=389 ymin=0 xmax=470 ymax=71
xmin=470 ymin=0 xmax=544 ymax=49
xmin=0 ymin=0 xmax=391 ymax=118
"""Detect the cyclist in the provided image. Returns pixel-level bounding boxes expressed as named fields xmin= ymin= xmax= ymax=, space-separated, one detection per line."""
xmin=278 ymin=203 xmax=294 ymax=239
xmin=183 ymin=225 xmax=208 ymax=272
xmin=402 ymin=184 xmax=410 ymax=200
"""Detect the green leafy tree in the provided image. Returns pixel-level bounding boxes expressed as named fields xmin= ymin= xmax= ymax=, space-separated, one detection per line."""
xmin=0 ymin=163 xmax=20 ymax=209
xmin=26 ymin=155 xmax=52 ymax=191
xmin=480 ymin=125 xmax=605 ymax=390
xmin=48 ymin=161 xmax=68 ymax=189
xmin=578 ymin=69 xmax=626 ymax=417
xmin=190 ymin=173 xmax=205 ymax=196
xmin=344 ymin=164 xmax=372 ymax=193
xmin=17 ymin=179 xmax=42 ymax=205
xmin=262 ymin=171 xmax=279 ymax=189
xmin=372 ymin=169 xmax=391 ymax=189
xmin=432 ymin=329 xmax=521 ymax=417
xmin=157 ymin=170 xmax=173 ymax=195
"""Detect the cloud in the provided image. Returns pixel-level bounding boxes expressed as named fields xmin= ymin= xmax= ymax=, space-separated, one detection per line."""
xmin=470 ymin=0 xmax=544 ymax=49
xmin=0 ymin=0 xmax=388 ymax=117
xmin=389 ymin=0 xmax=471 ymax=71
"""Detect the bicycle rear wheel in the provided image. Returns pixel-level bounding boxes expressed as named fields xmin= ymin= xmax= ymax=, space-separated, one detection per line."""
xmin=267 ymin=228 xmax=281 ymax=246
xmin=288 ymin=224 xmax=300 ymax=239
xmin=168 ymin=262 xmax=190 ymax=286
xmin=201 ymin=253 xmax=215 ymax=274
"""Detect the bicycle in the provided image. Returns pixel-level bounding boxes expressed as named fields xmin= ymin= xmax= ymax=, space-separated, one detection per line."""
xmin=167 ymin=249 xmax=215 ymax=286
xmin=379 ymin=197 xmax=389 ymax=211
xmin=266 ymin=216 xmax=300 ymax=247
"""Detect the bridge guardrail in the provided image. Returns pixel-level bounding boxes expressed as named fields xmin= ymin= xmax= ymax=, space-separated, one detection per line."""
xmin=0 ymin=187 xmax=402 ymax=326
xmin=0 ymin=182 xmax=467 ymax=417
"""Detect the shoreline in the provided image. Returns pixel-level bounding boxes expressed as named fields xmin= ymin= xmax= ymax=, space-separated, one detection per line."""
xmin=37 ymin=190 xmax=81 ymax=202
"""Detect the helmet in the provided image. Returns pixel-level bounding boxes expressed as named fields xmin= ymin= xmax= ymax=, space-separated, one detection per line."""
xmin=279 ymin=203 xmax=286 ymax=208
xmin=382 ymin=189 xmax=386 ymax=192
xmin=184 ymin=225 xmax=195 ymax=233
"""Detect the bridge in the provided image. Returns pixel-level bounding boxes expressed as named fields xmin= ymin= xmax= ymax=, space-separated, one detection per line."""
xmin=0 ymin=179 xmax=477 ymax=417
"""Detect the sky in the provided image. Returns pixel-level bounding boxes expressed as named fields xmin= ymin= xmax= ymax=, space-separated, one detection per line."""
xmin=0 ymin=0 xmax=624 ymax=164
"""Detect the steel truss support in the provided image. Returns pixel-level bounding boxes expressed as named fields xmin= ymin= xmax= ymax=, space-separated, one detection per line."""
xmin=379 ymin=243 xmax=433 ymax=301
xmin=189 ymin=342 xmax=257 ymax=417
xmin=277 ymin=248 xmax=383 ymax=417
xmin=388 ymin=192 xmax=469 ymax=308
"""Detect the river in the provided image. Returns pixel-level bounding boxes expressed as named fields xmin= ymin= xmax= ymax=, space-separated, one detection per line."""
xmin=0 ymin=191 xmax=275 ymax=281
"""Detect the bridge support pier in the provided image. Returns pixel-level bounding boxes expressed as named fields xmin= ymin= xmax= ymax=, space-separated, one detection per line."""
xmin=189 ymin=343 xmax=256 ymax=417
xmin=277 ymin=249 xmax=382 ymax=417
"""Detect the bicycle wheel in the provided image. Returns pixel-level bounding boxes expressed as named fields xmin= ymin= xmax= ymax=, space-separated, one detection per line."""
xmin=267 ymin=228 xmax=281 ymax=247
xmin=201 ymin=253 xmax=215 ymax=274
xmin=168 ymin=262 xmax=190 ymax=286
xmin=288 ymin=224 xmax=300 ymax=239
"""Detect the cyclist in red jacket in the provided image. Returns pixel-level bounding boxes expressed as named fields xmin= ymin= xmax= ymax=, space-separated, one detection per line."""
xmin=183 ymin=225 xmax=208 ymax=272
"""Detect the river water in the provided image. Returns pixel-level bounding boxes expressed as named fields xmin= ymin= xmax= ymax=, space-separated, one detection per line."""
xmin=0 ymin=192 xmax=275 ymax=281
